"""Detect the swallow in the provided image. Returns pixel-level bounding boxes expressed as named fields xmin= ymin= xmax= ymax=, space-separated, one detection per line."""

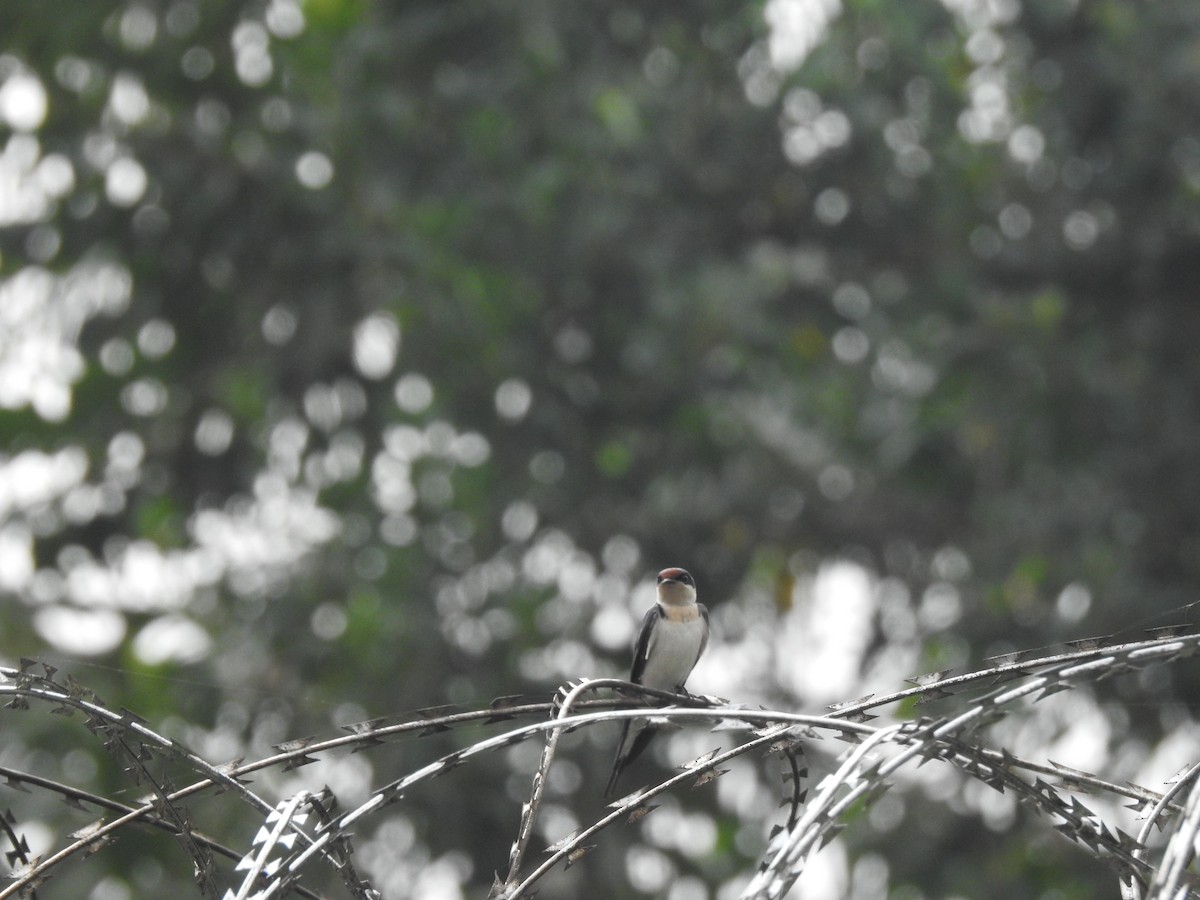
xmin=605 ymin=567 xmax=710 ymax=797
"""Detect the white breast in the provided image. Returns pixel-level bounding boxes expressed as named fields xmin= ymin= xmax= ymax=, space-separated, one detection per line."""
xmin=640 ymin=612 xmax=706 ymax=692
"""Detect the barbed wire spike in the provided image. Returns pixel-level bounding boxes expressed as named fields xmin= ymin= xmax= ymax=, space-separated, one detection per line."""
xmin=859 ymin=780 xmax=892 ymax=808
xmin=117 ymin=707 xmax=148 ymax=726
xmin=61 ymin=793 xmax=88 ymax=811
xmin=342 ymin=723 xmax=388 ymax=750
xmin=627 ymin=804 xmax=658 ymax=824
xmin=63 ymin=673 xmax=89 ymax=697
xmin=914 ymin=688 xmax=955 ymax=705
xmin=564 ymin=845 xmax=595 ymax=868
xmin=431 ymin=753 xmax=468 ymax=777
xmin=80 ymin=834 xmax=111 ymax=858
xmin=984 ymin=649 xmax=1033 ymax=666
xmin=827 ymin=694 xmax=875 ymax=713
xmin=274 ymin=737 xmax=317 ymax=753
xmin=818 ymin=823 xmax=847 ymax=850
xmin=281 ymin=755 xmax=320 ymax=772
xmin=3 ymin=837 xmax=31 ymax=868
xmin=212 ymin=758 xmax=252 ymax=790
xmin=977 ymin=766 xmax=1008 ymax=793
xmin=678 ymin=749 xmax=722 ymax=771
xmin=781 ymin=766 xmax=809 ymax=785
xmin=1095 ymin=662 xmax=1136 ymax=682
xmin=544 ymin=830 xmax=579 ymax=854
xmin=486 ymin=695 xmax=535 ymax=723
xmin=905 ymin=670 xmax=954 ymax=686
xmin=1165 ymin=764 xmax=1195 ymax=784
xmin=1063 ymin=635 xmax=1112 ymax=652
xmin=414 ymin=704 xmax=460 ymax=719
xmin=69 ymin=819 xmax=108 ymax=842
xmin=1048 ymin=760 xmax=1100 ymax=792
xmin=712 ymin=717 xmax=756 ymax=733
xmin=1033 ymin=681 xmax=1073 ymax=702
xmin=7 ymin=858 xmax=47 ymax=889
xmin=763 ymin=735 xmax=805 ymax=757
xmin=607 ymin=787 xmax=647 ymax=809
xmin=1145 ymin=625 xmax=1193 ymax=639
xmin=692 ymin=768 xmax=729 ymax=789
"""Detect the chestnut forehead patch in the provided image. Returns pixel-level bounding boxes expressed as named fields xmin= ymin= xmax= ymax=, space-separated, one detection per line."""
xmin=656 ymin=567 xmax=695 ymax=587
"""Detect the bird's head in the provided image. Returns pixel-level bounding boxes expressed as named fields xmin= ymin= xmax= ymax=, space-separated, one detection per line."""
xmin=656 ymin=567 xmax=697 ymax=607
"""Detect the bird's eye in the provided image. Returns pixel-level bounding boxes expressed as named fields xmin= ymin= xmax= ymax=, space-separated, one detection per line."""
xmin=679 ymin=571 xmax=694 ymax=586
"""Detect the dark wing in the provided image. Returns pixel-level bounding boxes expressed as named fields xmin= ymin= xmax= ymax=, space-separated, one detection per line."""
xmin=608 ymin=604 xmax=665 ymax=797
xmin=605 ymin=722 xmax=630 ymax=797
xmin=628 ymin=604 xmax=663 ymax=685
xmin=605 ymin=717 xmax=659 ymax=798
xmin=605 ymin=720 xmax=656 ymax=797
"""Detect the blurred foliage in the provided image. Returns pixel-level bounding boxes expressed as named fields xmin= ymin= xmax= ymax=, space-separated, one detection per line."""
xmin=2 ymin=0 xmax=1200 ymax=896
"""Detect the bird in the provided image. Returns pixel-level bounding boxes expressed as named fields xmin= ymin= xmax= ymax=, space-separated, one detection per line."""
xmin=605 ymin=567 xmax=710 ymax=798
